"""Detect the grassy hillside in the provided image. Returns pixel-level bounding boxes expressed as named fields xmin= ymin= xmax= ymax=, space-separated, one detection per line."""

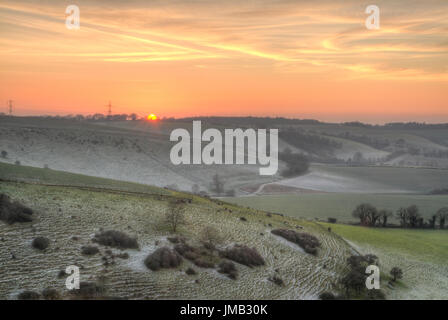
xmin=0 ymin=164 xmax=352 ymax=300
xmin=0 ymin=162 xmax=167 ymax=195
xmin=317 ymin=223 xmax=448 ymax=299
xmin=227 ymin=193 xmax=448 ymax=223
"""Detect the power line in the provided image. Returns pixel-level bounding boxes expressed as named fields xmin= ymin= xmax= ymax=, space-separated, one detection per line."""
xmin=7 ymin=100 xmax=13 ymax=115
xmin=106 ymin=101 xmax=112 ymax=116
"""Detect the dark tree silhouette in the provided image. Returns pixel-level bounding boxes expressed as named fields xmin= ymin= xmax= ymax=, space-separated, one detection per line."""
xmin=437 ymin=207 xmax=448 ymax=229
xmin=390 ymin=267 xmax=403 ymax=282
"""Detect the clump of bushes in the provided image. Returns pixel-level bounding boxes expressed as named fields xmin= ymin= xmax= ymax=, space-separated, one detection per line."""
xmin=220 ymin=244 xmax=265 ymax=267
xmin=0 ymin=193 xmax=33 ymax=224
xmin=185 ymin=267 xmax=197 ymax=275
xmin=92 ymin=230 xmax=139 ymax=249
xmin=32 ymin=237 xmax=50 ymax=250
xmin=81 ymin=246 xmax=99 ymax=255
xmin=174 ymin=243 xmax=215 ymax=268
xmin=144 ymin=247 xmax=183 ymax=271
xmin=18 ymin=290 xmax=40 ymax=300
xmin=218 ymin=261 xmax=238 ymax=279
xmin=271 ymin=229 xmax=320 ymax=255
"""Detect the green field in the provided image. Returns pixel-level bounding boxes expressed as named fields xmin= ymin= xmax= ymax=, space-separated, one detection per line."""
xmin=316 ymin=223 xmax=448 ymax=299
xmin=319 ymin=223 xmax=448 ymax=264
xmin=227 ymin=193 xmax=448 ymax=223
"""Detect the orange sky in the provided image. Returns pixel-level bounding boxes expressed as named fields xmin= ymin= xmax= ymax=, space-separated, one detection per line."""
xmin=0 ymin=0 xmax=447 ymax=123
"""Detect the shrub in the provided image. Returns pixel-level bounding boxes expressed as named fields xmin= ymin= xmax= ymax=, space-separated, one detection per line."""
xmin=144 ymin=247 xmax=183 ymax=271
xmin=218 ymin=261 xmax=238 ymax=279
xmin=186 ymin=267 xmax=197 ymax=275
xmin=174 ymin=243 xmax=215 ymax=268
xmin=327 ymin=217 xmax=337 ymax=223
xmin=221 ymin=245 xmax=265 ymax=267
xmin=32 ymin=237 xmax=50 ymax=250
xmin=390 ymin=267 xmax=403 ymax=282
xmin=18 ymin=290 xmax=40 ymax=300
xmin=15 ymin=160 xmax=21 ymax=165
xmin=81 ymin=246 xmax=99 ymax=255
xmin=0 ymin=194 xmax=33 ymax=224
xmin=1 ymin=150 xmax=7 ymax=158
xmin=271 ymin=229 xmax=320 ymax=255
xmin=42 ymin=288 xmax=60 ymax=300
xmin=93 ymin=230 xmax=139 ymax=249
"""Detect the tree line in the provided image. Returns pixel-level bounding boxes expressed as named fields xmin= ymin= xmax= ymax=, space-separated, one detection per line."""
xmin=352 ymin=203 xmax=447 ymax=229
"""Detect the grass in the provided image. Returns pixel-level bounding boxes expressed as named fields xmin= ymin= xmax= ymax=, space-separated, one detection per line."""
xmin=0 ymin=162 xmax=167 ymax=195
xmin=316 ymin=222 xmax=448 ymax=299
xmin=227 ymin=193 xmax=448 ymax=223
xmin=319 ymin=223 xmax=448 ymax=264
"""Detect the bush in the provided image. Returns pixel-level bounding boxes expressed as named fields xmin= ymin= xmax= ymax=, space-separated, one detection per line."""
xmin=218 ymin=261 xmax=238 ymax=279
xmin=186 ymin=267 xmax=197 ymax=275
xmin=327 ymin=217 xmax=337 ymax=223
xmin=81 ymin=246 xmax=100 ymax=255
xmin=0 ymin=194 xmax=33 ymax=224
xmin=221 ymin=245 xmax=265 ymax=267
xmin=15 ymin=160 xmax=21 ymax=165
xmin=42 ymin=288 xmax=60 ymax=300
xmin=1 ymin=150 xmax=7 ymax=158
xmin=32 ymin=237 xmax=50 ymax=250
xmin=18 ymin=290 xmax=40 ymax=300
xmin=93 ymin=230 xmax=139 ymax=249
xmin=144 ymin=247 xmax=183 ymax=271
xmin=271 ymin=229 xmax=320 ymax=255
xmin=174 ymin=243 xmax=215 ymax=268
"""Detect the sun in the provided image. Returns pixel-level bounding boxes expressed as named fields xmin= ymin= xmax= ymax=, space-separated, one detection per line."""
xmin=147 ymin=113 xmax=157 ymax=121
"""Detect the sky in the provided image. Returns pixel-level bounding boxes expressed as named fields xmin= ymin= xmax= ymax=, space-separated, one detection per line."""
xmin=0 ymin=0 xmax=447 ymax=123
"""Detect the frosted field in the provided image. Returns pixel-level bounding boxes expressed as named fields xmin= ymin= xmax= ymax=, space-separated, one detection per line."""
xmin=0 ymin=180 xmax=352 ymax=300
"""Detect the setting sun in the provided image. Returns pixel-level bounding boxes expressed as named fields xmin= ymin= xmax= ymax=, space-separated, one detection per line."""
xmin=147 ymin=114 xmax=157 ymax=121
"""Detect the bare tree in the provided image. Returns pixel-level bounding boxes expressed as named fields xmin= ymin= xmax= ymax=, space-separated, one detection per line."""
xmin=437 ymin=207 xmax=448 ymax=229
xmin=165 ymin=202 xmax=185 ymax=233
xmin=378 ymin=209 xmax=392 ymax=227
xmin=390 ymin=267 xmax=403 ymax=282
xmin=352 ymin=203 xmax=378 ymax=226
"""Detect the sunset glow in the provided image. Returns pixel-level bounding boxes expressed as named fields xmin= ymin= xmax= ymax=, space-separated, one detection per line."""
xmin=147 ymin=113 xmax=157 ymax=121
xmin=0 ymin=1 xmax=447 ymax=123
